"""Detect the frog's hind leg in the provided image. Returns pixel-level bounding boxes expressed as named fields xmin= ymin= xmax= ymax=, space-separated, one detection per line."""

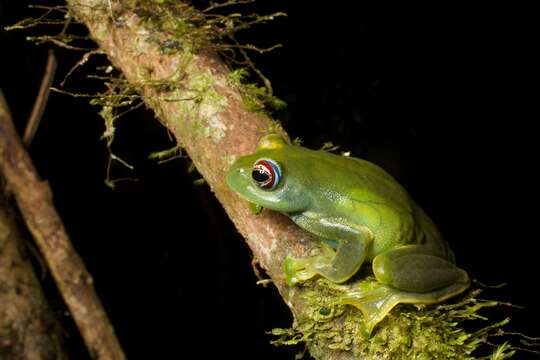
xmin=338 ymin=245 xmax=470 ymax=337
xmin=372 ymin=245 xmax=470 ymax=293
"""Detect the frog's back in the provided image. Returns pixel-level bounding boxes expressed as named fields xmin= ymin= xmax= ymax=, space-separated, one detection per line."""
xmin=303 ymin=150 xmax=450 ymax=260
xmin=345 ymin=156 xmax=413 ymax=210
xmin=292 ymin=148 xmax=411 ymax=206
xmin=308 ymin=152 xmax=413 ymax=216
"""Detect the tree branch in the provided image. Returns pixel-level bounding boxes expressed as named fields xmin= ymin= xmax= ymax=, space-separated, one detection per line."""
xmin=0 ymin=187 xmax=67 ymax=359
xmin=66 ymin=1 xmax=309 ymax=281
xmin=65 ymin=0 xmax=326 ymax=354
xmin=0 ymin=90 xmax=126 ymax=359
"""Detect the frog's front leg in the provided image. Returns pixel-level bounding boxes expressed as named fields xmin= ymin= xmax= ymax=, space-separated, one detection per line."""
xmin=285 ymin=216 xmax=373 ymax=285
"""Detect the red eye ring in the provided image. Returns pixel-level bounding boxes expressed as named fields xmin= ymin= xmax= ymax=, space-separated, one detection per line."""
xmin=252 ymin=159 xmax=281 ymax=190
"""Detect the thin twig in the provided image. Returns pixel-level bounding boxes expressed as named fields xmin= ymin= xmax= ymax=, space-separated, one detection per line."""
xmin=26 ymin=35 xmax=93 ymax=51
xmin=231 ymin=35 xmax=273 ymax=93
xmin=202 ymin=0 xmax=255 ymax=13
xmin=61 ymin=49 xmax=103 ymax=87
xmin=23 ymin=50 xmax=57 ymax=146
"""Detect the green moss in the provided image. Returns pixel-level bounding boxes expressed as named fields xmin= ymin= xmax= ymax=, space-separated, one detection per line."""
xmin=166 ymin=61 xmax=231 ymax=142
xmin=189 ymin=72 xmax=228 ymax=109
xmin=131 ymin=0 xmax=285 ymax=57
xmin=10 ymin=1 xmax=286 ymax=142
xmin=272 ymin=278 xmax=524 ymax=359
xmin=148 ymin=145 xmax=181 ymax=161
xmin=134 ymin=0 xmax=209 ymax=54
xmin=229 ymin=68 xmax=286 ymax=114
xmin=190 ymin=116 xmax=205 ymax=137
xmin=491 ymin=343 xmax=515 ymax=360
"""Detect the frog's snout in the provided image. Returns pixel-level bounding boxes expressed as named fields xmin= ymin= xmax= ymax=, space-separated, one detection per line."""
xmin=226 ymin=163 xmax=248 ymax=190
xmin=226 ymin=167 xmax=237 ymax=187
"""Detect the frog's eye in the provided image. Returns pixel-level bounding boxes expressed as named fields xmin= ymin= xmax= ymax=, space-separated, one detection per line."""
xmin=252 ymin=158 xmax=281 ymax=190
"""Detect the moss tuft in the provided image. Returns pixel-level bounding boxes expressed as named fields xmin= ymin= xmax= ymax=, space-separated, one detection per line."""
xmin=8 ymin=1 xmax=286 ymax=151
xmin=148 ymin=145 xmax=182 ymax=163
xmin=229 ymin=68 xmax=286 ymax=114
xmin=272 ymin=277 xmax=527 ymax=359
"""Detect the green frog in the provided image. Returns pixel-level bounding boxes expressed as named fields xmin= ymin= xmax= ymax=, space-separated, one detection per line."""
xmin=226 ymin=134 xmax=470 ymax=336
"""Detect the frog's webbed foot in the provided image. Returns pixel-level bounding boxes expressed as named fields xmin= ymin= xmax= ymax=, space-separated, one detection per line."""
xmin=336 ymin=278 xmax=471 ymax=337
xmin=335 ymin=285 xmax=400 ymax=338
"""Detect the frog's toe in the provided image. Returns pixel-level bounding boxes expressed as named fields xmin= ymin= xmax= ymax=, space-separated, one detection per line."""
xmin=284 ymin=256 xmax=318 ymax=286
xmin=284 ymin=256 xmax=302 ymax=285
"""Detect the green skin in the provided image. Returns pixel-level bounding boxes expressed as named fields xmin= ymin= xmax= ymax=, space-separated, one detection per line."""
xmin=227 ymin=134 xmax=470 ymax=336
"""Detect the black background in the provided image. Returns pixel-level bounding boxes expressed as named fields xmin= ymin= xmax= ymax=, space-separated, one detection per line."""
xmin=1 ymin=1 xmax=539 ymax=359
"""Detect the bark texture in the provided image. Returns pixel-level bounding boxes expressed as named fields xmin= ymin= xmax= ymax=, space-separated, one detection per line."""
xmin=0 ymin=194 xmax=67 ymax=360
xmin=0 ymin=91 xmax=125 ymax=360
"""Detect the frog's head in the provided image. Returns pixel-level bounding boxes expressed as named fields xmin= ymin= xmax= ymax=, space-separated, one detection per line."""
xmin=226 ymin=134 xmax=311 ymax=214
